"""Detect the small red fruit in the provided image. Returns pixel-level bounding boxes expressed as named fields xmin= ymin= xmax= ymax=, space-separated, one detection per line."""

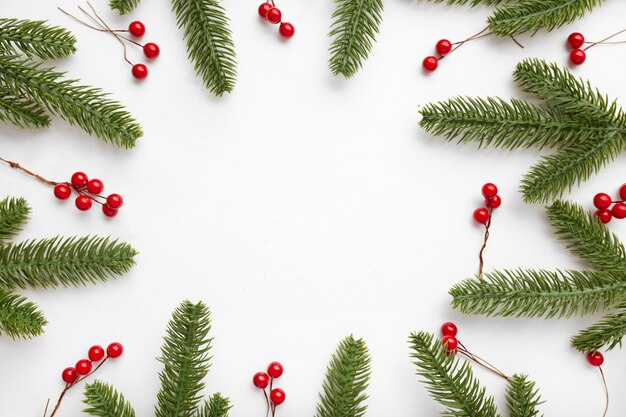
xmin=595 ymin=209 xmax=612 ymax=224
xmin=619 ymin=184 xmax=626 ymax=201
xmin=102 ymin=205 xmax=118 ymax=218
xmin=266 ymin=7 xmax=282 ymax=24
xmin=442 ymin=335 xmax=458 ymax=352
xmin=132 ymin=64 xmax=148 ymax=79
xmin=75 ymin=195 xmax=92 ymax=211
xmin=441 ymin=322 xmax=457 ymax=337
xmin=567 ymin=32 xmax=585 ymax=49
xmin=88 ymin=345 xmax=105 ymax=362
xmin=87 ymin=179 xmax=104 ymax=194
xmin=279 ymin=22 xmax=295 ymax=38
xmin=62 ymin=367 xmax=78 ymax=384
xmin=587 ymin=351 xmax=604 ymax=367
xmin=611 ymin=203 xmax=626 ymax=219
xmin=258 ymin=2 xmax=272 ymax=18
xmin=485 ymin=195 xmax=502 ymax=209
xmin=107 ymin=194 xmax=124 ymax=209
xmin=270 ymin=388 xmax=286 ymax=405
xmin=570 ymin=49 xmax=586 ymax=65
xmin=267 ymin=361 xmax=283 ymax=378
xmin=143 ymin=43 xmax=160 ymax=59
xmin=481 ymin=183 xmax=498 ymax=199
xmin=422 ymin=56 xmax=438 ymax=72
xmin=253 ymin=372 xmax=270 ymax=388
xmin=473 ymin=208 xmax=490 ymax=224
xmin=107 ymin=342 xmax=124 ymax=358
xmin=54 ymin=184 xmax=72 ymax=200
xmin=75 ymin=359 xmax=92 ymax=375
xmin=593 ymin=193 xmax=612 ymax=209
xmin=128 ymin=21 xmax=146 ymax=37
xmin=435 ymin=39 xmax=452 ymax=56
xmin=71 ymin=172 xmax=88 ymax=188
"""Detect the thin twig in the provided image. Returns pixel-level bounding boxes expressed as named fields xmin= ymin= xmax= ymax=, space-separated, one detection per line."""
xmin=0 ymin=156 xmax=60 ymax=186
xmin=478 ymin=208 xmax=492 ymax=277
xmin=585 ymin=28 xmax=626 ymax=51
xmin=599 ymin=367 xmax=609 ymax=417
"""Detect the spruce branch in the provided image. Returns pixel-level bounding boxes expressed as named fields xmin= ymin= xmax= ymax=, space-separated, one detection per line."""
xmin=83 ymin=380 xmax=136 ymax=417
xmin=0 ymin=90 xmax=50 ymax=129
xmin=171 ymin=0 xmax=237 ymax=96
xmin=156 ymin=300 xmax=213 ymax=417
xmin=0 ymin=55 xmax=142 ymax=148
xmin=0 ymin=196 xmax=30 ymax=243
xmin=505 ymin=374 xmax=543 ymax=417
xmin=197 ymin=394 xmax=232 ymax=417
xmin=328 ymin=0 xmax=384 ymax=78
xmin=409 ymin=331 xmax=500 ymax=417
xmin=0 ymin=18 xmax=76 ymax=60
xmin=0 ymin=236 xmax=138 ymax=290
xmin=571 ymin=303 xmax=626 ymax=352
xmin=315 ymin=335 xmax=371 ymax=417
xmin=109 ymin=0 xmax=142 ymax=15
xmin=0 ymin=289 xmax=46 ymax=339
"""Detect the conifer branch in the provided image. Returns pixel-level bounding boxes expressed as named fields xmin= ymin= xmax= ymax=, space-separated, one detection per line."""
xmin=409 ymin=331 xmax=500 ymax=417
xmin=109 ymin=0 xmax=142 ymax=15
xmin=0 ymin=55 xmax=142 ymax=148
xmin=171 ymin=0 xmax=237 ymax=96
xmin=0 ymin=197 xmax=30 ymax=243
xmin=83 ymin=380 xmax=136 ymax=417
xmin=0 ymin=289 xmax=47 ymax=339
xmin=0 ymin=236 xmax=138 ymax=290
xmin=571 ymin=303 xmax=626 ymax=352
xmin=328 ymin=0 xmax=384 ymax=78
xmin=315 ymin=335 xmax=371 ymax=417
xmin=505 ymin=374 xmax=543 ymax=417
xmin=197 ymin=394 xmax=232 ymax=417
xmin=0 ymin=19 xmax=77 ymax=60
xmin=156 ymin=300 xmax=213 ymax=417
xmin=0 ymin=90 xmax=50 ymax=129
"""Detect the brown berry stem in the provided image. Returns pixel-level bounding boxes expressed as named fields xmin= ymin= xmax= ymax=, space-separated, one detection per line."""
xmin=441 ymin=27 xmax=523 ymax=61
xmin=457 ymin=341 xmax=512 ymax=382
xmin=599 ymin=367 xmax=609 ymax=417
xmin=0 ymin=156 xmax=61 ymax=186
xmin=477 ymin=208 xmax=492 ymax=278
xmin=585 ymin=28 xmax=626 ymax=51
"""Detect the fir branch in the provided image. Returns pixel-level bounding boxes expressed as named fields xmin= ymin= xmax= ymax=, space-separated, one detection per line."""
xmin=488 ymin=0 xmax=606 ymax=36
xmin=171 ymin=0 xmax=237 ymax=96
xmin=0 ymin=89 xmax=50 ymax=129
xmin=505 ymin=375 xmax=543 ymax=417
xmin=0 ymin=236 xmax=137 ymax=290
xmin=156 ymin=300 xmax=213 ymax=417
xmin=547 ymin=201 xmax=626 ymax=273
xmin=0 ymin=289 xmax=47 ymax=339
xmin=83 ymin=380 xmax=136 ymax=417
xmin=0 ymin=197 xmax=30 ymax=243
xmin=449 ymin=269 xmax=626 ymax=319
xmin=315 ymin=335 xmax=371 ymax=417
xmin=197 ymin=394 xmax=232 ymax=417
xmin=571 ymin=303 xmax=626 ymax=352
xmin=109 ymin=0 xmax=142 ymax=15
xmin=0 ymin=19 xmax=76 ymax=60
xmin=426 ymin=0 xmax=506 ymax=5
xmin=328 ymin=0 xmax=383 ymax=78
xmin=409 ymin=331 xmax=500 ymax=417
xmin=0 ymin=55 xmax=142 ymax=148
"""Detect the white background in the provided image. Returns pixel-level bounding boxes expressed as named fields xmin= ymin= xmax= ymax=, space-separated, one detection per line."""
xmin=2 ymin=1 xmax=626 ymax=416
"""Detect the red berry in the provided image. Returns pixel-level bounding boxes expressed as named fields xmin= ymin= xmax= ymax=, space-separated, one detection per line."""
xmin=442 ymin=335 xmax=458 ymax=352
xmin=435 ymin=39 xmax=452 ymax=56
xmin=441 ymin=322 xmax=457 ymax=337
xmin=107 ymin=342 xmax=123 ymax=358
xmin=422 ymin=56 xmax=438 ymax=72
xmin=143 ymin=43 xmax=160 ymax=59
xmin=62 ymin=367 xmax=78 ymax=384
xmin=570 ymin=49 xmax=586 ymax=65
xmin=612 ymin=203 xmax=626 ymax=219
xmin=593 ymin=193 xmax=612 ymax=209
xmin=266 ymin=7 xmax=282 ymax=24
xmin=102 ymin=204 xmax=118 ymax=218
xmin=258 ymin=2 xmax=272 ymax=18
xmin=54 ymin=184 xmax=72 ymax=200
xmin=267 ymin=361 xmax=283 ymax=378
xmin=279 ymin=22 xmax=295 ymax=38
xmin=106 ymin=194 xmax=124 ymax=209
xmin=270 ymin=388 xmax=286 ymax=405
xmin=88 ymin=345 xmax=105 ymax=362
xmin=567 ymin=32 xmax=585 ymax=49
xmin=595 ymin=209 xmax=612 ymax=224
xmin=619 ymin=184 xmax=626 ymax=201
xmin=75 ymin=195 xmax=92 ymax=211
xmin=128 ymin=21 xmax=146 ymax=37
xmin=485 ymin=195 xmax=502 ymax=209
xmin=71 ymin=172 xmax=88 ymax=188
xmin=481 ymin=183 xmax=498 ymax=199
xmin=473 ymin=208 xmax=490 ymax=224
xmin=253 ymin=372 xmax=270 ymax=388
xmin=132 ymin=64 xmax=148 ymax=79
xmin=75 ymin=359 xmax=92 ymax=375
xmin=587 ymin=351 xmax=604 ymax=367
xmin=87 ymin=179 xmax=104 ymax=194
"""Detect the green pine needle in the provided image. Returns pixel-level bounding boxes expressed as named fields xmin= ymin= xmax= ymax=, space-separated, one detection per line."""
xmin=0 ymin=55 xmax=143 ymax=148
xmin=171 ymin=0 xmax=237 ymax=96
xmin=0 ymin=289 xmax=47 ymax=339
xmin=409 ymin=331 xmax=499 ymax=417
xmin=0 ymin=197 xmax=30 ymax=243
xmin=197 ymin=394 xmax=232 ymax=417
xmin=328 ymin=0 xmax=383 ymax=78
xmin=571 ymin=303 xmax=626 ymax=352
xmin=426 ymin=0 xmax=506 ymax=5
xmin=505 ymin=375 xmax=543 ymax=417
xmin=0 ymin=18 xmax=76 ymax=60
xmin=109 ymin=0 xmax=142 ymax=15
xmin=156 ymin=300 xmax=213 ymax=417
xmin=315 ymin=335 xmax=371 ymax=417
xmin=0 ymin=236 xmax=138 ymax=290
xmin=83 ymin=380 xmax=136 ymax=417
xmin=0 ymin=90 xmax=50 ymax=129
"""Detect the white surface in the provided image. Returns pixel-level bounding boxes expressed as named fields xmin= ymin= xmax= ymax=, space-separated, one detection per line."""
xmin=2 ymin=1 xmax=626 ymax=416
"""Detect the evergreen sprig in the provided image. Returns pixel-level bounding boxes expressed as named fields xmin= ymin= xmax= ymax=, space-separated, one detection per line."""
xmin=0 ymin=18 xmax=76 ymax=59
xmin=571 ymin=303 xmax=626 ymax=352
xmin=197 ymin=394 xmax=232 ymax=417
xmin=315 ymin=335 xmax=371 ymax=417
xmin=328 ymin=0 xmax=384 ymax=78
xmin=0 ymin=90 xmax=50 ymax=129
xmin=83 ymin=380 xmax=136 ymax=417
xmin=0 ymin=196 xmax=30 ymax=243
xmin=171 ymin=0 xmax=237 ymax=96
xmin=505 ymin=375 xmax=543 ymax=417
xmin=420 ymin=59 xmax=626 ymax=204
xmin=109 ymin=0 xmax=142 ymax=15
xmin=0 ymin=289 xmax=47 ymax=339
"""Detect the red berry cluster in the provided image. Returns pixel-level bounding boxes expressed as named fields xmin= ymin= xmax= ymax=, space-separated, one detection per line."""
xmin=473 ymin=183 xmax=501 ymax=225
xmin=258 ymin=2 xmax=295 ymax=38
xmin=54 ymin=172 xmax=124 ymax=217
xmin=61 ymin=342 xmax=123 ymax=384
xmin=592 ymin=184 xmax=626 ymax=224
xmin=253 ymin=361 xmax=286 ymax=416
xmin=587 ymin=351 xmax=604 ymax=367
xmin=567 ymin=32 xmax=587 ymax=65
xmin=440 ymin=321 xmax=459 ymax=354
xmin=422 ymin=39 xmax=452 ymax=72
